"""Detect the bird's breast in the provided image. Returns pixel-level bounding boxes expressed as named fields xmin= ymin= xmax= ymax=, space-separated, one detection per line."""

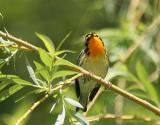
xmin=82 ymin=55 xmax=108 ymax=78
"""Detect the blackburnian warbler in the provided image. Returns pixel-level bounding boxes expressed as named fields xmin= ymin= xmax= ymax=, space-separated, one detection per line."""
xmin=75 ymin=33 xmax=109 ymax=112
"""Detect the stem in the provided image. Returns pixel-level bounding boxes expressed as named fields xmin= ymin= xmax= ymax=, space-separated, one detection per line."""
xmin=15 ymin=94 xmax=49 ymax=125
xmin=86 ymin=114 xmax=159 ymax=123
xmin=75 ymin=67 xmax=160 ymax=116
xmin=15 ymin=73 xmax=82 ymax=125
xmin=0 ymin=31 xmax=38 ymax=52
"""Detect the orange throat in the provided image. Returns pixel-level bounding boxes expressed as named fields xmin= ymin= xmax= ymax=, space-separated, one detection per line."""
xmin=88 ymin=37 xmax=105 ymax=57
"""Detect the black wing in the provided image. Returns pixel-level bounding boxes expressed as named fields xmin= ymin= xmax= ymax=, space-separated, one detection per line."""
xmin=89 ymin=85 xmax=100 ymax=101
xmin=75 ymin=49 xmax=86 ymax=98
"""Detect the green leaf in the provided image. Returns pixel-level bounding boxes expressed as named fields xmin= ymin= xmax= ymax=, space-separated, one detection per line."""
xmin=56 ymin=32 xmax=71 ymax=51
xmin=34 ymin=61 xmax=50 ymax=82
xmin=0 ymin=80 xmax=10 ymax=91
xmin=52 ymin=70 xmax=78 ymax=81
xmin=64 ymin=98 xmax=83 ymax=109
xmin=25 ymin=57 xmax=40 ymax=86
xmin=54 ymin=58 xmax=79 ymax=69
xmin=0 ymin=75 xmax=32 ymax=86
xmin=15 ymin=88 xmax=45 ymax=103
xmin=0 ymin=12 xmax=3 ymax=19
xmin=71 ymin=110 xmax=90 ymax=125
xmin=38 ymin=48 xmax=52 ymax=69
xmin=12 ymin=78 xmax=33 ymax=86
xmin=106 ymin=68 xmax=127 ymax=81
xmin=125 ymin=73 xmax=145 ymax=91
xmin=36 ymin=32 xmax=55 ymax=54
xmin=54 ymin=50 xmax=75 ymax=56
xmin=136 ymin=62 xmax=159 ymax=104
xmin=50 ymin=101 xmax=58 ymax=114
xmin=37 ymin=79 xmax=47 ymax=87
xmin=55 ymin=105 xmax=65 ymax=125
xmin=0 ymin=85 xmax=23 ymax=102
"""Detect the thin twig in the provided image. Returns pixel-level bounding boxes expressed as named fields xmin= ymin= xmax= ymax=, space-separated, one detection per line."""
xmin=85 ymin=15 xmax=160 ymax=115
xmin=119 ymin=15 xmax=160 ymax=62
xmin=0 ymin=44 xmax=32 ymax=51
xmin=15 ymin=73 xmax=82 ymax=125
xmin=86 ymin=114 xmax=159 ymax=123
xmin=74 ymin=67 xmax=160 ymax=116
xmin=15 ymin=94 xmax=49 ymax=125
xmin=84 ymin=86 xmax=104 ymax=116
xmin=0 ymin=31 xmax=38 ymax=52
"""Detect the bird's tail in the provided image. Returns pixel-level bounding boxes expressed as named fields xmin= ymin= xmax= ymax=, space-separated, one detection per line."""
xmin=76 ymin=94 xmax=88 ymax=112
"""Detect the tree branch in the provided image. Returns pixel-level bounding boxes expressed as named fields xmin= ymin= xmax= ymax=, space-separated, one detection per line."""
xmin=86 ymin=114 xmax=159 ymax=123
xmin=15 ymin=94 xmax=49 ymax=125
xmin=15 ymin=73 xmax=82 ymax=125
xmin=75 ymin=66 xmax=160 ymax=116
xmin=119 ymin=15 xmax=160 ymax=62
xmin=1 ymin=30 xmax=160 ymax=120
xmin=0 ymin=31 xmax=38 ymax=52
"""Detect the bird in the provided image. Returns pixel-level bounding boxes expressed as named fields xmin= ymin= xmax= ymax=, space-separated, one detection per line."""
xmin=75 ymin=32 xmax=109 ymax=112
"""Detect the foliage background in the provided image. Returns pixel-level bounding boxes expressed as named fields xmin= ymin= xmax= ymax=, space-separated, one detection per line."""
xmin=0 ymin=0 xmax=160 ymax=125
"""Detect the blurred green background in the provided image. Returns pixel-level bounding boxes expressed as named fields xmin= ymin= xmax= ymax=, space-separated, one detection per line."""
xmin=0 ymin=0 xmax=160 ymax=125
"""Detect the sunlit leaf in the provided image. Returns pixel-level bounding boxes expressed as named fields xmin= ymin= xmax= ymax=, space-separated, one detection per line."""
xmin=64 ymin=98 xmax=83 ymax=109
xmin=54 ymin=58 xmax=79 ymax=69
xmin=34 ymin=61 xmax=50 ymax=82
xmin=54 ymin=50 xmax=75 ymax=56
xmin=12 ymin=78 xmax=33 ymax=86
xmin=52 ymin=70 xmax=78 ymax=81
xmin=56 ymin=32 xmax=71 ymax=51
xmin=0 ymin=80 xmax=10 ymax=91
xmin=71 ymin=110 xmax=90 ymax=125
xmin=136 ymin=62 xmax=159 ymax=104
xmin=55 ymin=105 xmax=65 ymax=125
xmin=0 ymin=75 xmax=33 ymax=86
xmin=36 ymin=32 xmax=55 ymax=54
xmin=0 ymin=12 xmax=3 ymax=19
xmin=25 ymin=57 xmax=40 ymax=86
xmin=38 ymin=48 xmax=52 ymax=69
xmin=0 ymin=85 xmax=23 ymax=102
xmin=37 ymin=79 xmax=47 ymax=87
xmin=15 ymin=88 xmax=46 ymax=103
xmin=106 ymin=68 xmax=127 ymax=80
xmin=50 ymin=101 xmax=58 ymax=114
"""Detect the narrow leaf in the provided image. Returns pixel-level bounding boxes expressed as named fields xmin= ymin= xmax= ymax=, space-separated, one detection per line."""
xmin=38 ymin=48 xmax=52 ymax=69
xmin=37 ymin=79 xmax=47 ymax=87
xmin=0 ymin=12 xmax=3 ymax=19
xmin=0 ymin=75 xmax=32 ymax=86
xmin=34 ymin=61 xmax=50 ymax=82
xmin=64 ymin=98 xmax=83 ymax=109
xmin=0 ymin=80 xmax=10 ymax=91
xmin=54 ymin=50 xmax=75 ymax=56
xmin=52 ymin=70 xmax=78 ymax=80
xmin=36 ymin=32 xmax=55 ymax=54
xmin=12 ymin=77 xmax=33 ymax=86
xmin=55 ymin=105 xmax=65 ymax=125
xmin=56 ymin=32 xmax=71 ymax=50
xmin=25 ymin=57 xmax=40 ymax=86
xmin=15 ymin=88 xmax=45 ymax=103
xmin=71 ymin=110 xmax=90 ymax=125
xmin=136 ymin=62 xmax=159 ymax=104
xmin=0 ymin=85 xmax=23 ymax=102
xmin=50 ymin=102 xmax=57 ymax=114
xmin=106 ymin=68 xmax=127 ymax=81
xmin=54 ymin=58 xmax=79 ymax=69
